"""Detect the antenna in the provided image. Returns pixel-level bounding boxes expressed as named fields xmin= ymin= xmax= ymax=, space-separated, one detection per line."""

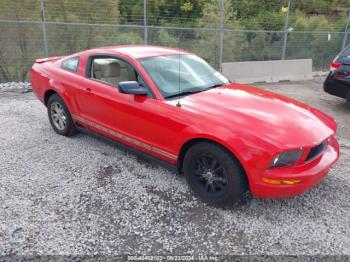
xmin=176 ymin=28 xmax=181 ymax=107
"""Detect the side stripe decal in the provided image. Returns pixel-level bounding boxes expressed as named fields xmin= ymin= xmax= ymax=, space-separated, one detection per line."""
xmin=72 ymin=114 xmax=177 ymax=161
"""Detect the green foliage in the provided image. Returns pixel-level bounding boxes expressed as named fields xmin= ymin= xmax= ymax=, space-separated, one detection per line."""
xmin=292 ymin=0 xmax=349 ymax=14
xmin=231 ymin=0 xmax=287 ymax=22
xmin=119 ymin=0 xmax=205 ymax=27
xmin=44 ymin=0 xmax=120 ymax=24
xmin=0 ymin=0 xmax=349 ymax=82
xmin=152 ymin=29 xmax=179 ymax=46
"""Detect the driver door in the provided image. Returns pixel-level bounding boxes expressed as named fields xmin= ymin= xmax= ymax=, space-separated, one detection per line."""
xmin=76 ymin=55 xmax=158 ymax=154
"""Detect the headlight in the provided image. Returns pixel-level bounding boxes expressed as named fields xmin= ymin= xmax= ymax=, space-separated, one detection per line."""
xmin=269 ymin=150 xmax=303 ymax=168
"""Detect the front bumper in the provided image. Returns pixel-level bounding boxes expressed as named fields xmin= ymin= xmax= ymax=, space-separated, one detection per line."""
xmin=251 ymin=135 xmax=340 ymax=198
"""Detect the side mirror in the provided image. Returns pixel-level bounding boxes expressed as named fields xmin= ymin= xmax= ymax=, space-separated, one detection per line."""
xmin=118 ymin=81 xmax=148 ymax=96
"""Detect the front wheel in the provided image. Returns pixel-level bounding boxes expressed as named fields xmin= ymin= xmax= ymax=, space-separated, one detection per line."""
xmin=183 ymin=142 xmax=248 ymax=207
xmin=47 ymin=94 xmax=77 ymax=137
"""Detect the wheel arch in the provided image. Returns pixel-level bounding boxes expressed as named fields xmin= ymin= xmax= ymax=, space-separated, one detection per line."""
xmin=176 ymin=137 xmax=249 ymax=181
xmin=44 ymin=89 xmax=58 ymax=106
xmin=44 ymin=87 xmax=73 ymax=114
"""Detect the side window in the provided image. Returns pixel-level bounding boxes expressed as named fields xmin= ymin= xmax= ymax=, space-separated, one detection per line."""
xmin=61 ymin=57 xmax=79 ymax=72
xmin=90 ymin=57 xmax=137 ymax=87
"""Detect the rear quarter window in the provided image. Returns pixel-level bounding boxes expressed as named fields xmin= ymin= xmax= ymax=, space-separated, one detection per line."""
xmin=61 ymin=57 xmax=79 ymax=72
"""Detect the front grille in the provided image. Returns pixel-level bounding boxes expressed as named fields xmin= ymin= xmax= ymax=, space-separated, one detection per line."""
xmin=306 ymin=141 xmax=327 ymax=162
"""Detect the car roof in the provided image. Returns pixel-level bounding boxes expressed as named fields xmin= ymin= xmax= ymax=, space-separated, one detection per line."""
xmin=90 ymin=45 xmax=191 ymax=59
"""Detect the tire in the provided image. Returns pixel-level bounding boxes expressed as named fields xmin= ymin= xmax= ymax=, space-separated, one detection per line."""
xmin=47 ymin=94 xmax=77 ymax=137
xmin=346 ymin=91 xmax=350 ymax=104
xmin=183 ymin=142 xmax=248 ymax=208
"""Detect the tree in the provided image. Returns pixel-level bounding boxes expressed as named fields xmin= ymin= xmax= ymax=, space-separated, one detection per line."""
xmin=0 ymin=0 xmax=41 ymax=81
xmin=44 ymin=0 xmax=120 ymax=54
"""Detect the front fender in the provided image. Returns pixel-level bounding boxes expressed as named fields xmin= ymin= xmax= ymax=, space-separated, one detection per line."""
xmin=174 ymin=124 xmax=278 ymax=181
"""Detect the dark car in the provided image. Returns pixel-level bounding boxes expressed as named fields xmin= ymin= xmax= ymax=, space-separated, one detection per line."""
xmin=324 ymin=44 xmax=350 ymax=103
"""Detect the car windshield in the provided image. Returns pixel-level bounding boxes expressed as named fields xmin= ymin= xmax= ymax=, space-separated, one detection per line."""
xmin=138 ymin=54 xmax=229 ymax=99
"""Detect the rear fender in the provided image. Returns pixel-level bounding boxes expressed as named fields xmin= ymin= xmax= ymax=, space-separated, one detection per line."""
xmin=45 ymin=79 xmax=76 ymax=115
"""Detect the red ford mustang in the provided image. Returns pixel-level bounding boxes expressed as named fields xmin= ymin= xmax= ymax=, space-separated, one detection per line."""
xmin=31 ymin=45 xmax=340 ymax=207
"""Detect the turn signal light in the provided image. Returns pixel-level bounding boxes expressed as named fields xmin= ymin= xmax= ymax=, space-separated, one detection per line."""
xmin=262 ymin=178 xmax=301 ymax=185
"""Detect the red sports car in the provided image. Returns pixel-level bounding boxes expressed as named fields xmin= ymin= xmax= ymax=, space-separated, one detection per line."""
xmin=31 ymin=45 xmax=340 ymax=207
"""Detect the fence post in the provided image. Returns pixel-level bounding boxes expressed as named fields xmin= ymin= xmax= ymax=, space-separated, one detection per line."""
xmin=40 ymin=0 xmax=48 ymax=57
xmin=219 ymin=0 xmax=224 ymax=71
xmin=143 ymin=0 xmax=148 ymax=45
xmin=281 ymin=0 xmax=291 ymax=60
xmin=341 ymin=11 xmax=350 ymax=50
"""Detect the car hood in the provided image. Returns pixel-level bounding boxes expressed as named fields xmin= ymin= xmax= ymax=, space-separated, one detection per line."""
xmin=175 ymin=83 xmax=335 ymax=149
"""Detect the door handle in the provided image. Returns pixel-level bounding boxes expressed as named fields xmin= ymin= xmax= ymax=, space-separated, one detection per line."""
xmin=84 ymin=87 xmax=92 ymax=93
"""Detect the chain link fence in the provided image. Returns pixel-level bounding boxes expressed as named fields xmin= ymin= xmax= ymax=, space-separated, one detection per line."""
xmin=0 ymin=0 xmax=349 ymax=83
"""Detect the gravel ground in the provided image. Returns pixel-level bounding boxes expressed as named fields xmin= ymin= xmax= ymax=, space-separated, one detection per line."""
xmin=0 ymin=82 xmax=31 ymax=93
xmin=0 ymin=78 xmax=349 ymax=257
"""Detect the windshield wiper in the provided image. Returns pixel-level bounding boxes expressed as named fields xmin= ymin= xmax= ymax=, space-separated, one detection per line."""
xmin=164 ymin=83 xmax=227 ymax=99
xmin=164 ymin=89 xmax=203 ymax=99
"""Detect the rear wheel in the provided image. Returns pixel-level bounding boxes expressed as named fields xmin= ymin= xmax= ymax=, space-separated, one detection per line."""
xmin=47 ymin=94 xmax=77 ymax=137
xmin=183 ymin=142 xmax=248 ymax=207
